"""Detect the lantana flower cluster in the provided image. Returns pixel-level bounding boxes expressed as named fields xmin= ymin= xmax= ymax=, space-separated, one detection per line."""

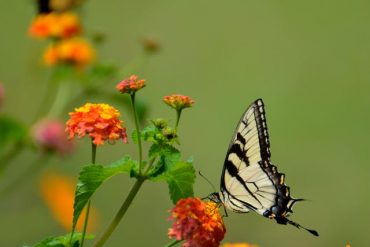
xmin=116 ymin=75 xmax=146 ymax=94
xmin=28 ymin=10 xmax=95 ymax=68
xmin=43 ymin=38 xmax=95 ymax=67
xmin=28 ymin=12 xmax=81 ymax=39
xmin=32 ymin=119 xmax=74 ymax=156
xmin=163 ymin=94 xmax=195 ymax=111
xmin=168 ymin=197 xmax=226 ymax=247
xmin=66 ymin=103 xmax=127 ymax=145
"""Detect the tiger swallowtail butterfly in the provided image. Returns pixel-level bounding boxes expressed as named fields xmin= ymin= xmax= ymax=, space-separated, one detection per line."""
xmin=208 ymin=99 xmax=318 ymax=236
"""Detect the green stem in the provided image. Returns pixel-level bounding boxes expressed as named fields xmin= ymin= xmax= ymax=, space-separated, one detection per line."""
xmin=80 ymin=143 xmax=97 ymax=247
xmin=130 ymin=93 xmax=143 ymax=174
xmin=80 ymin=201 xmax=91 ymax=247
xmin=175 ymin=110 xmax=182 ymax=132
xmin=46 ymin=80 xmax=70 ymax=118
xmin=164 ymin=239 xmax=182 ymax=247
xmin=91 ymin=142 xmax=97 ymax=164
xmin=92 ymin=177 xmax=146 ymax=247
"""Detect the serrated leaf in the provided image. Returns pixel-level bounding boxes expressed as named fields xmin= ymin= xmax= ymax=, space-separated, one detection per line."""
xmin=72 ymin=156 xmax=138 ymax=232
xmin=150 ymin=161 xmax=195 ymax=204
xmin=147 ymin=144 xmax=181 ymax=178
xmin=24 ymin=232 xmax=93 ymax=247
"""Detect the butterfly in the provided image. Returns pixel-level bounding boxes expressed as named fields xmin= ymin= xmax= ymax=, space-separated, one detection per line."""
xmin=208 ymin=99 xmax=318 ymax=236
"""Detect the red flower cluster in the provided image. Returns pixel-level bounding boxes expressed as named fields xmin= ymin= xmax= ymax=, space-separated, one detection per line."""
xmin=33 ymin=119 xmax=74 ymax=156
xmin=163 ymin=94 xmax=195 ymax=111
xmin=168 ymin=197 xmax=226 ymax=247
xmin=116 ymin=75 xmax=146 ymax=94
xmin=66 ymin=103 xmax=128 ymax=146
xmin=28 ymin=12 xmax=81 ymax=39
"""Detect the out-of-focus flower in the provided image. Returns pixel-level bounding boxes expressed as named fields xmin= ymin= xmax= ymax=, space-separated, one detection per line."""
xmin=345 ymin=244 xmax=351 ymax=247
xmin=168 ymin=197 xmax=226 ymax=247
xmin=116 ymin=75 xmax=146 ymax=94
xmin=33 ymin=119 xmax=74 ymax=156
xmin=66 ymin=103 xmax=128 ymax=146
xmin=142 ymin=37 xmax=160 ymax=53
xmin=0 ymin=83 xmax=4 ymax=108
xmin=43 ymin=38 xmax=95 ymax=68
xmin=39 ymin=171 xmax=98 ymax=232
xmin=29 ymin=12 xmax=81 ymax=39
xmin=222 ymin=243 xmax=259 ymax=247
xmin=163 ymin=94 xmax=195 ymax=111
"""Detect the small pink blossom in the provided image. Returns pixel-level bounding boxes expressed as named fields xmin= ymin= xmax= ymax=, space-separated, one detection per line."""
xmin=116 ymin=75 xmax=146 ymax=94
xmin=33 ymin=119 xmax=74 ymax=156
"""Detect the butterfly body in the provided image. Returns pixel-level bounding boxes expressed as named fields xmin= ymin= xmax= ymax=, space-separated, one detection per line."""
xmin=209 ymin=99 xmax=318 ymax=236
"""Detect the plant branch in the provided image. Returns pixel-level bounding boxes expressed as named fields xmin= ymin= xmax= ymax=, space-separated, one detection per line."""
xmin=130 ymin=93 xmax=143 ymax=174
xmin=92 ymin=177 xmax=145 ymax=247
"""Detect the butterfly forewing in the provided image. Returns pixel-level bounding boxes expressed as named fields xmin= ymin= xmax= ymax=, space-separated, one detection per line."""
xmin=220 ymin=99 xmax=274 ymax=213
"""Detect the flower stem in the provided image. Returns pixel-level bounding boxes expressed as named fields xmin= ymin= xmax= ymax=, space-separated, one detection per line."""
xmin=164 ymin=239 xmax=183 ymax=247
xmin=91 ymin=142 xmax=97 ymax=164
xmin=80 ymin=143 xmax=97 ymax=247
xmin=175 ymin=109 xmax=182 ymax=131
xmin=130 ymin=93 xmax=143 ymax=174
xmin=92 ymin=177 xmax=145 ymax=247
xmin=80 ymin=201 xmax=91 ymax=247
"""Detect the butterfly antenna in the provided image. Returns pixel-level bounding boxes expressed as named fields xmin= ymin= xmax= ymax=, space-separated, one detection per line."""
xmin=286 ymin=219 xmax=319 ymax=237
xmin=198 ymin=171 xmax=217 ymax=193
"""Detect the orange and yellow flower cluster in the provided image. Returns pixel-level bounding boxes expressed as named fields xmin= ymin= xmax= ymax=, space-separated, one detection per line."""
xmin=168 ymin=197 xmax=226 ymax=247
xmin=28 ymin=12 xmax=81 ymax=39
xmin=44 ymin=38 xmax=95 ymax=67
xmin=28 ymin=11 xmax=94 ymax=68
xmin=66 ymin=103 xmax=127 ymax=146
xmin=163 ymin=94 xmax=195 ymax=111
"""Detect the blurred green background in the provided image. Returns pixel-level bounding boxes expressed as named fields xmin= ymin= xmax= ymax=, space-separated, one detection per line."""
xmin=1 ymin=0 xmax=370 ymax=246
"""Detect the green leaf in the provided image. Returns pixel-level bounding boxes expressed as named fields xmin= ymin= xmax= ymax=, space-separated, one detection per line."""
xmin=0 ymin=115 xmax=27 ymax=151
xmin=72 ymin=156 xmax=138 ymax=233
xmin=150 ymin=161 xmax=195 ymax=204
xmin=24 ymin=232 xmax=93 ymax=247
xmin=147 ymin=144 xmax=180 ymax=178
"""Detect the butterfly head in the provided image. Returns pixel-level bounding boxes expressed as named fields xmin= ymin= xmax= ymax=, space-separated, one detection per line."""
xmin=207 ymin=192 xmax=222 ymax=204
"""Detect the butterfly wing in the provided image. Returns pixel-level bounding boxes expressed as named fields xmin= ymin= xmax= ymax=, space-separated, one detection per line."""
xmin=218 ymin=99 xmax=318 ymax=236
xmin=220 ymin=99 xmax=293 ymax=215
xmin=220 ymin=99 xmax=273 ymax=212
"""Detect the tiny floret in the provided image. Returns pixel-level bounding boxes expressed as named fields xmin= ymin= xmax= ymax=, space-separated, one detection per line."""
xmin=116 ymin=75 xmax=146 ymax=94
xmin=66 ymin=103 xmax=127 ymax=146
xmin=163 ymin=94 xmax=194 ymax=111
xmin=168 ymin=197 xmax=226 ymax=247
